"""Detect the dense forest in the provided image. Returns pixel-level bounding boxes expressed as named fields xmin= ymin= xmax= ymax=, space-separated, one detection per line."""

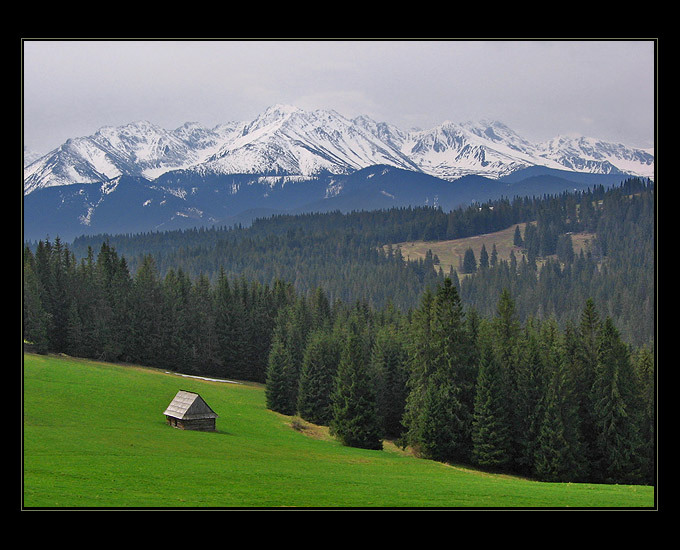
xmin=61 ymin=177 xmax=654 ymax=346
xmin=23 ymin=177 xmax=655 ymax=485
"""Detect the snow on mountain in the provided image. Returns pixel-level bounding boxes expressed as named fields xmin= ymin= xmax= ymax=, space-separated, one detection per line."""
xmin=399 ymin=120 xmax=569 ymax=180
xmin=195 ymin=104 xmax=420 ymax=177
xmin=23 ymin=105 xmax=655 ymax=196
xmin=23 ymin=120 xmax=239 ymax=194
xmin=535 ymin=135 xmax=655 ymax=177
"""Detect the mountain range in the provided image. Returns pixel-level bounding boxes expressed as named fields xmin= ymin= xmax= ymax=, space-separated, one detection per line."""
xmin=23 ymin=104 xmax=654 ymax=242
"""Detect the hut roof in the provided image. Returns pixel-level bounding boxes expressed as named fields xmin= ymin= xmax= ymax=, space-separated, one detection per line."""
xmin=163 ymin=390 xmax=218 ymax=420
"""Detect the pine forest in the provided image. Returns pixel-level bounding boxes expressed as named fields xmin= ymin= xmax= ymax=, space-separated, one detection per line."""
xmin=23 ymin=177 xmax=655 ymax=485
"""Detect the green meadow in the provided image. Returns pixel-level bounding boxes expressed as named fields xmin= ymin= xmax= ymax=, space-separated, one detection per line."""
xmin=23 ymin=353 xmax=655 ymax=508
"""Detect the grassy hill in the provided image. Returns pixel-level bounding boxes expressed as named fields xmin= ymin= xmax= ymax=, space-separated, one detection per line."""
xmin=23 ymin=353 xmax=654 ymax=508
xmin=389 ymin=223 xmax=597 ymax=275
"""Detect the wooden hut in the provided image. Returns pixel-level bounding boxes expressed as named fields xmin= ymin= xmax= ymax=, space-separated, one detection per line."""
xmin=163 ymin=390 xmax=218 ymax=431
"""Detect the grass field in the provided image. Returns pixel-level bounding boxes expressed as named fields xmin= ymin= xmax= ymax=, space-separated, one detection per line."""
xmin=389 ymin=223 xmax=597 ymax=275
xmin=23 ymin=353 xmax=655 ymax=508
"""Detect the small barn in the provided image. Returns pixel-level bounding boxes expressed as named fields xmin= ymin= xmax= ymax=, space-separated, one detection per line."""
xmin=163 ymin=390 xmax=218 ymax=431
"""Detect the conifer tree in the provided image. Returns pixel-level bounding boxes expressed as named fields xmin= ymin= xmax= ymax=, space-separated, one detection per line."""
xmin=513 ymin=225 xmax=523 ymax=247
xmin=490 ymin=243 xmax=498 ymax=267
xmin=403 ymin=279 xmax=475 ymax=462
xmin=65 ymin=300 xmax=84 ymax=358
xmin=297 ymin=328 xmax=339 ymax=425
xmin=45 ymin=237 xmax=74 ymax=352
xmin=472 ymin=343 xmax=512 ymax=470
xmin=591 ymin=317 xmax=642 ymax=484
xmin=371 ymin=323 xmax=409 ymax=439
xmin=414 ymin=375 xmax=461 ymax=462
xmin=633 ymin=344 xmax=654 ymax=484
xmin=265 ymin=329 xmax=296 ymax=415
xmin=186 ymin=273 xmax=217 ymax=374
xmin=95 ymin=243 xmax=131 ymax=361
xmin=463 ymin=248 xmax=477 ymax=274
xmin=309 ymin=287 xmax=332 ymax=330
xmin=534 ymin=321 xmax=582 ymax=481
xmin=280 ymin=298 xmax=312 ymax=408
xmin=23 ymin=247 xmax=49 ymax=353
xmin=330 ymin=316 xmax=382 ymax=450
xmin=534 ymin=365 xmax=572 ymax=482
xmin=491 ymin=289 xmax=521 ymax=464
xmin=402 ymin=288 xmax=435 ymax=450
xmin=479 ymin=244 xmax=489 ymax=270
xmin=128 ymin=255 xmax=163 ymax=365
xmin=214 ymin=270 xmax=248 ymax=380
xmin=513 ymin=318 xmax=545 ymax=475
xmin=575 ymin=298 xmax=601 ymax=478
xmin=159 ymin=269 xmax=191 ymax=370
xmin=557 ymin=321 xmax=587 ymax=479
xmin=430 ymin=278 xmax=476 ymax=461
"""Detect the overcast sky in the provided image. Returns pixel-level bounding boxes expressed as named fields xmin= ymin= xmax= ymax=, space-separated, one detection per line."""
xmin=22 ymin=39 xmax=656 ymax=154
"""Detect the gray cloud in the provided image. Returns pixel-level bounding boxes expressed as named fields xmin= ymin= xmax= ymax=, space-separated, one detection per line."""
xmin=23 ymin=39 xmax=655 ymax=154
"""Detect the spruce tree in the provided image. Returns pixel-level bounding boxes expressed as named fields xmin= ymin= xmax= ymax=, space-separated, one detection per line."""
xmin=534 ymin=322 xmax=582 ymax=481
xmin=23 ymin=247 xmax=49 ymax=353
xmin=402 ymin=287 xmax=434 ymax=451
xmin=471 ymin=343 xmax=512 ymax=471
xmin=490 ymin=243 xmax=498 ymax=267
xmin=95 ymin=243 xmax=131 ymax=362
xmin=463 ymin=248 xmax=477 ymax=274
xmin=186 ymin=273 xmax=217 ymax=374
xmin=65 ymin=300 xmax=84 ymax=358
xmin=214 ymin=270 xmax=248 ymax=380
xmin=128 ymin=255 xmax=163 ymax=365
xmin=372 ymin=323 xmax=409 ymax=440
xmin=576 ymin=298 xmax=601 ymax=479
xmin=415 ymin=375 xmax=461 ymax=462
xmin=633 ymin=344 xmax=654 ymax=484
xmin=557 ymin=321 xmax=587 ymax=480
xmin=479 ymin=244 xmax=489 ymax=270
xmin=591 ymin=317 xmax=642 ymax=484
xmin=403 ymin=279 xmax=475 ymax=462
xmin=429 ymin=277 xmax=476 ymax=461
xmin=297 ymin=328 xmax=339 ymax=425
xmin=513 ymin=318 xmax=545 ymax=475
xmin=534 ymin=365 xmax=572 ymax=482
xmin=330 ymin=316 xmax=382 ymax=450
xmin=491 ymin=289 xmax=521 ymax=465
xmin=265 ymin=327 xmax=296 ymax=415
xmin=513 ymin=225 xmax=523 ymax=247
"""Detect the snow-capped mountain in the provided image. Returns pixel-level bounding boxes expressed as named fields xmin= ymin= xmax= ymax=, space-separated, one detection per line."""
xmin=23 ymin=120 xmax=236 ymax=194
xmin=535 ymin=135 xmax=655 ymax=176
xmin=23 ymin=105 xmax=655 ymax=242
xmin=23 ymin=104 xmax=654 ymax=196
xmin=194 ymin=105 xmax=421 ymax=177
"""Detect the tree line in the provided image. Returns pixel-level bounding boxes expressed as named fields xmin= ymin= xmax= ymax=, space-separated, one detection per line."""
xmin=58 ymin=177 xmax=653 ymax=347
xmin=23 ymin=177 xmax=654 ymax=484
xmin=23 ymin=237 xmax=654 ymax=484
xmin=265 ymin=279 xmax=654 ymax=486
xmin=23 ymin=239 xmax=295 ymax=382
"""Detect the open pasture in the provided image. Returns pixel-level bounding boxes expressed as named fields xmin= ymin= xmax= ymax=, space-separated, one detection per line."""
xmin=23 ymin=353 xmax=654 ymax=508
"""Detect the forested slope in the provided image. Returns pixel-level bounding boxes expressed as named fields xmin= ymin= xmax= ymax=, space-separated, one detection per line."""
xmin=23 ymin=177 xmax=655 ymax=485
xmin=59 ymin=177 xmax=653 ymax=346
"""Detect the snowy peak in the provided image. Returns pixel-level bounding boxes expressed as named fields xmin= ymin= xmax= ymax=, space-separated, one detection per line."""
xmin=536 ymin=135 xmax=655 ymax=175
xmin=400 ymin=120 xmax=553 ymax=179
xmin=23 ymin=105 xmax=654 ymax=195
xmin=200 ymin=105 xmax=419 ymax=177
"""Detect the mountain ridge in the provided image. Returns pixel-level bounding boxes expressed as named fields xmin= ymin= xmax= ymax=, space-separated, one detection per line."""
xmin=24 ymin=104 xmax=654 ymax=195
xmin=23 ymin=105 xmax=654 ymax=242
